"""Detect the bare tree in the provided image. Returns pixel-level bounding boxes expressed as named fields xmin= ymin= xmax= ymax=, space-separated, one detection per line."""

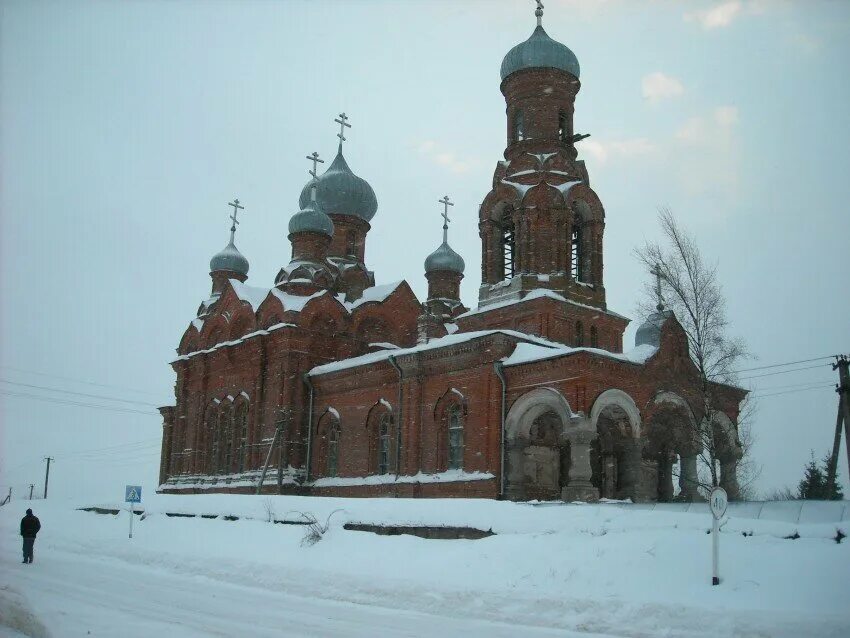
xmin=636 ymin=208 xmax=757 ymax=493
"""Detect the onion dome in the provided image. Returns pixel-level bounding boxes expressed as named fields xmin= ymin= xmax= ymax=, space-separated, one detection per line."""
xmin=635 ymin=310 xmax=673 ymax=348
xmin=298 ymin=148 xmax=378 ymax=222
xmin=288 ymin=201 xmax=334 ymax=238
xmin=210 ymin=239 xmax=249 ymax=276
xmin=500 ymin=25 xmax=580 ymax=81
xmin=425 ymin=241 xmax=465 ymax=275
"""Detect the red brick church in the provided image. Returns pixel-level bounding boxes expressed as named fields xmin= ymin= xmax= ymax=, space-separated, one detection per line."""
xmin=158 ymin=5 xmax=746 ymax=502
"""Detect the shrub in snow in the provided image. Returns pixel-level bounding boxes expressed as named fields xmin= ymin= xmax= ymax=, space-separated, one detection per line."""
xmin=262 ymin=498 xmax=275 ymax=523
xmin=296 ymin=510 xmax=343 ymax=547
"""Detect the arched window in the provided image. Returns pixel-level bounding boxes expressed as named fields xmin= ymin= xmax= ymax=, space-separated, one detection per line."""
xmin=378 ymin=413 xmax=391 ymax=475
xmin=571 ymin=213 xmax=584 ymax=282
xmin=235 ymin=402 xmax=249 ymax=473
xmin=590 ymin=326 xmax=599 ymax=348
xmin=220 ymin=406 xmax=233 ymax=474
xmin=346 ymin=230 xmax=357 ymax=257
xmin=575 ymin=321 xmax=584 ymax=347
xmin=327 ymin=423 xmax=340 ymax=477
xmin=500 ymin=207 xmax=516 ymax=279
xmin=558 ymin=111 xmax=569 ymax=142
xmin=513 ymin=110 xmax=525 ymax=142
xmin=206 ymin=407 xmax=218 ymax=475
xmin=447 ymin=405 xmax=464 ymax=470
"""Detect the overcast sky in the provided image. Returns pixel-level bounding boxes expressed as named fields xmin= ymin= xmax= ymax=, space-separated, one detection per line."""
xmin=1 ymin=0 xmax=848 ymax=502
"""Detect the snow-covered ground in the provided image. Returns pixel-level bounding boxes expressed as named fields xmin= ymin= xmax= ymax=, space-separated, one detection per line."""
xmin=1 ymin=495 xmax=848 ymax=637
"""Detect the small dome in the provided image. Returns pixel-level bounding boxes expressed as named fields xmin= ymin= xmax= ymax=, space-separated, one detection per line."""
xmin=210 ymin=239 xmax=249 ymax=276
xmin=500 ymin=25 xmax=580 ymax=81
xmin=635 ymin=310 xmax=673 ymax=348
xmin=288 ymin=202 xmax=334 ymax=238
xmin=425 ymin=242 xmax=465 ymax=275
xmin=298 ymin=149 xmax=377 ymax=222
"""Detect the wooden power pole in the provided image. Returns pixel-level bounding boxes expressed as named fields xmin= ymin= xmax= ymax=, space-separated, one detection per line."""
xmin=43 ymin=457 xmax=54 ymax=499
xmin=826 ymin=355 xmax=850 ymax=494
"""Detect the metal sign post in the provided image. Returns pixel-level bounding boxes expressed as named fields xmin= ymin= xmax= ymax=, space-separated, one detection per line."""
xmin=709 ymin=486 xmax=728 ymax=586
xmin=125 ymin=485 xmax=142 ymax=539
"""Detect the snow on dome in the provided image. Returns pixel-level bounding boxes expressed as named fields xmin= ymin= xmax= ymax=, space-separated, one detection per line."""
xmin=288 ymin=201 xmax=334 ymax=238
xmin=500 ymin=25 xmax=580 ymax=81
xmin=298 ymin=148 xmax=378 ymax=222
xmin=210 ymin=239 xmax=249 ymax=276
xmin=424 ymin=241 xmax=465 ymax=275
xmin=635 ymin=310 xmax=673 ymax=348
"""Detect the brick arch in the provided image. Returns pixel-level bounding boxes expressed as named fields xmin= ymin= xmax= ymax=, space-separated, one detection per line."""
xmin=365 ymin=400 xmax=394 ymax=475
xmin=228 ymin=308 xmax=256 ymax=342
xmin=505 ymin=387 xmax=574 ymax=443
xmin=315 ymin=408 xmax=341 ymax=478
xmin=433 ymin=388 xmax=468 ymax=472
xmin=590 ymin=389 xmax=641 ymax=439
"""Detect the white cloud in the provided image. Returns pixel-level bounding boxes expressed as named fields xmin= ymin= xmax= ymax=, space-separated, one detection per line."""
xmin=714 ymin=105 xmax=739 ymax=127
xmin=582 ymin=137 xmax=657 ymax=165
xmin=685 ymin=1 xmax=742 ymax=29
xmin=684 ymin=0 xmax=782 ymax=30
xmin=673 ymin=105 xmax=741 ymax=197
xmin=416 ymin=140 xmax=472 ymax=174
xmin=641 ymin=72 xmax=685 ymax=103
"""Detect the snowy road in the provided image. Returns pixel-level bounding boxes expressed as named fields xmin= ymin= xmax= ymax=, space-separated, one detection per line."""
xmin=1 ymin=548 xmax=612 ymax=638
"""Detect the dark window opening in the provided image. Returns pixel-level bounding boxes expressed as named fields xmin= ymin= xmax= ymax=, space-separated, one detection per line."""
xmin=571 ymin=214 xmax=584 ymax=282
xmin=559 ymin=111 xmax=569 ymax=142
xmin=590 ymin=326 xmax=599 ymax=348
xmin=575 ymin=321 xmax=584 ymax=347
xmin=500 ymin=208 xmax=516 ymax=279
xmin=346 ymin=231 xmax=357 ymax=257
xmin=378 ymin=414 xmax=391 ymax=475
xmin=513 ymin=111 xmax=525 ymax=142
xmin=448 ymin=405 xmax=464 ymax=470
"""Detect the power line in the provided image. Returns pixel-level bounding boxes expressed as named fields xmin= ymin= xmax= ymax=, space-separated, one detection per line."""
xmin=748 ymin=379 xmax=836 ymax=393
xmin=730 ymin=355 xmax=840 ymax=375
xmin=0 ymin=379 xmax=161 ymax=408
xmin=0 ymin=364 xmax=165 ymax=398
xmin=750 ymin=384 xmax=835 ymax=399
xmin=0 ymin=389 xmax=160 ymax=416
xmin=738 ymin=363 xmax=830 ymax=381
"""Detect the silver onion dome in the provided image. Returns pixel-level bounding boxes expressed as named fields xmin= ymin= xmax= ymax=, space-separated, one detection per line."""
xmin=298 ymin=149 xmax=378 ymax=223
xmin=424 ymin=241 xmax=465 ymax=275
xmin=210 ymin=239 xmax=249 ymax=276
xmin=288 ymin=201 xmax=334 ymax=238
xmin=500 ymin=25 xmax=580 ymax=81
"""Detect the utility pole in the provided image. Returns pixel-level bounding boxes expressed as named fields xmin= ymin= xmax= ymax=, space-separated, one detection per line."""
xmin=826 ymin=355 xmax=850 ymax=495
xmin=43 ymin=457 xmax=54 ymax=499
xmin=29 ymin=484 xmax=34 ymax=500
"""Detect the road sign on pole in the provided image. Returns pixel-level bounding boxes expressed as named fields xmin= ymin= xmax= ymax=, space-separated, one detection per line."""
xmin=709 ymin=486 xmax=728 ymax=586
xmin=125 ymin=485 xmax=142 ymax=539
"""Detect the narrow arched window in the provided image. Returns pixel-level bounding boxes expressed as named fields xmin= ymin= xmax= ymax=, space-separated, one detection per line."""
xmin=447 ymin=405 xmax=464 ymax=470
xmin=590 ymin=326 xmax=599 ymax=348
xmin=513 ymin=111 xmax=525 ymax=142
xmin=207 ymin=408 xmax=218 ymax=474
xmin=575 ymin=321 xmax=584 ymax=347
xmin=346 ymin=230 xmax=357 ymax=257
xmin=327 ymin=423 xmax=340 ymax=477
xmin=378 ymin=414 xmax=391 ymax=475
xmin=558 ymin=111 xmax=569 ymax=142
xmin=571 ymin=213 xmax=584 ymax=282
xmin=500 ymin=207 xmax=516 ymax=279
xmin=236 ymin=402 xmax=249 ymax=473
xmin=221 ymin=407 xmax=233 ymax=474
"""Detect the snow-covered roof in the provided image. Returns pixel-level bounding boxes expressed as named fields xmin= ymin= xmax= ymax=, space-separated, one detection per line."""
xmin=503 ymin=342 xmax=658 ymax=368
xmin=172 ymin=322 xmax=297 ymax=363
xmin=347 ymin=281 xmax=404 ymax=310
xmin=310 ymin=329 xmax=562 ymax=377
xmin=230 ymin=280 xmax=272 ymax=312
xmin=457 ymin=289 xmax=630 ymax=322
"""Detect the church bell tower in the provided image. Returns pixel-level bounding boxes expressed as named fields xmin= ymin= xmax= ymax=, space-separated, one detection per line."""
xmin=478 ymin=2 xmax=608 ymax=311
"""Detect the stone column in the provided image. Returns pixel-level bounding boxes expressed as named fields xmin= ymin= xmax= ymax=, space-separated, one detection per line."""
xmin=658 ymin=453 xmax=675 ymax=502
xmin=561 ymin=425 xmax=599 ymax=502
xmin=719 ymin=456 xmax=741 ymax=500
xmin=620 ymin=439 xmax=643 ymax=502
xmin=678 ymin=454 xmax=699 ymax=501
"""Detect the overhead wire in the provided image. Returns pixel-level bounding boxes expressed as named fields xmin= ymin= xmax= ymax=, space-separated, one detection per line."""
xmin=0 ymin=364 xmax=165 ymax=398
xmin=0 ymin=379 xmax=161 ymax=408
xmin=729 ymin=355 xmax=840 ymax=375
xmin=0 ymin=389 xmax=160 ymax=416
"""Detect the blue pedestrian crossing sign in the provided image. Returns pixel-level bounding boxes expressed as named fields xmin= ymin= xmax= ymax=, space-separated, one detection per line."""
xmin=125 ymin=485 xmax=142 ymax=503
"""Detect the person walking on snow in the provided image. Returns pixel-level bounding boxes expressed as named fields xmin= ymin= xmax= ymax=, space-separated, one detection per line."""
xmin=20 ymin=508 xmax=41 ymax=564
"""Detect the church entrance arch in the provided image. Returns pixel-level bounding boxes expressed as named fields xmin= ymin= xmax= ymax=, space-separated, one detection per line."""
xmin=643 ymin=392 xmax=700 ymax=502
xmin=590 ymin=389 xmax=642 ymax=501
xmin=504 ymin=388 xmax=573 ymax=501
